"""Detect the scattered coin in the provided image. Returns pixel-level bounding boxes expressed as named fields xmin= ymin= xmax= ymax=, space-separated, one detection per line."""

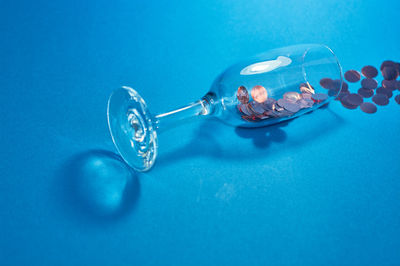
xmin=361 ymin=65 xmax=378 ymax=78
xmin=251 ymin=85 xmax=268 ymax=103
xmin=360 ymin=102 xmax=377 ymax=114
xmin=344 ymin=70 xmax=361 ymax=82
xmin=357 ymin=88 xmax=374 ymax=98
xmin=237 ymin=86 xmax=249 ymax=104
xmin=328 ymin=89 xmax=338 ymax=97
xmin=331 ymin=79 xmax=342 ymax=90
xmin=380 ymin=60 xmax=397 ymax=71
xmin=382 ymin=80 xmax=397 ymax=90
xmin=335 ymin=90 xmax=350 ymax=101
xmin=395 ymin=95 xmax=400 ymax=104
xmin=342 ymin=82 xmax=349 ymax=92
xmin=345 ymin=93 xmax=363 ymax=106
xmin=376 ymin=87 xmax=393 ymax=98
xmin=340 ymin=96 xmax=358 ymax=109
xmin=381 ymin=66 xmax=399 ymax=80
xmin=312 ymin=93 xmax=328 ymax=103
xmin=372 ymin=93 xmax=389 ymax=106
xmin=320 ymin=78 xmax=333 ymax=89
xmin=361 ymin=78 xmax=378 ymax=90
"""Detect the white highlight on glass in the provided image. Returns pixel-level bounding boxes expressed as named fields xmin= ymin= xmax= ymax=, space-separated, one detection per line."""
xmin=240 ymin=56 xmax=292 ymax=75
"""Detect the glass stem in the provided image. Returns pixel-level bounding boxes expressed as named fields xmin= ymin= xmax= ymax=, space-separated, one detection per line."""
xmin=153 ymin=93 xmax=216 ymax=132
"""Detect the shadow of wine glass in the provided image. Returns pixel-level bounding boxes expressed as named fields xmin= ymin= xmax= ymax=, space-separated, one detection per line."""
xmin=154 ymin=118 xmax=290 ymax=168
xmin=154 ymin=103 xmax=345 ymax=169
xmin=57 ymin=149 xmax=140 ymax=224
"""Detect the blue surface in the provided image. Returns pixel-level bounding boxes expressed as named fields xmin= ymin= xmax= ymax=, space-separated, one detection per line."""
xmin=1 ymin=0 xmax=400 ymax=265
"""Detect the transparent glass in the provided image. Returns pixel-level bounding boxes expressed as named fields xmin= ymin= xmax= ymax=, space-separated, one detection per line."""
xmin=107 ymin=44 xmax=343 ymax=171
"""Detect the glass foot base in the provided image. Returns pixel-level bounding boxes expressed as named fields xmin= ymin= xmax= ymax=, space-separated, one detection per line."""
xmin=107 ymin=86 xmax=158 ymax=172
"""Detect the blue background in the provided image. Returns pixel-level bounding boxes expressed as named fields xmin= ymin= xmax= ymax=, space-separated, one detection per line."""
xmin=1 ymin=0 xmax=400 ymax=265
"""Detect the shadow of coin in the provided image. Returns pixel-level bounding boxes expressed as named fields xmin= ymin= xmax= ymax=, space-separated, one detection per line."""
xmin=58 ymin=149 xmax=140 ymax=223
xmin=234 ymin=121 xmax=289 ymax=149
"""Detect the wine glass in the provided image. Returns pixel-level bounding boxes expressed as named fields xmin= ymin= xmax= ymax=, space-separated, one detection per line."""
xmin=107 ymin=44 xmax=343 ymax=171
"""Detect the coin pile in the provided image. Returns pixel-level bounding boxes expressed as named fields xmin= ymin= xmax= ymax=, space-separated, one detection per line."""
xmin=337 ymin=60 xmax=400 ymax=114
xmin=236 ymin=83 xmax=328 ymax=122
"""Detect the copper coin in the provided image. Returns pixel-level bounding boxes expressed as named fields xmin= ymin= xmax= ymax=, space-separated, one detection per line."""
xmin=320 ymin=78 xmax=333 ymax=89
xmin=335 ymin=90 xmax=350 ymax=101
xmin=361 ymin=65 xmax=378 ymax=78
xmin=360 ymin=102 xmax=377 ymax=114
xmin=382 ymin=80 xmax=397 ymax=90
xmin=357 ymin=88 xmax=374 ymax=98
xmin=361 ymin=78 xmax=378 ymax=90
xmin=237 ymin=86 xmax=249 ymax=104
xmin=331 ymin=79 xmax=342 ymax=90
xmin=380 ymin=60 xmax=397 ymax=71
xmin=311 ymin=93 xmax=328 ymax=103
xmin=345 ymin=93 xmax=363 ymax=106
xmin=344 ymin=70 xmax=361 ymax=82
xmin=251 ymin=85 xmax=268 ymax=103
xmin=328 ymin=89 xmax=338 ymax=97
xmin=376 ymin=87 xmax=393 ymax=98
xmin=340 ymin=96 xmax=358 ymax=109
xmin=372 ymin=93 xmax=389 ymax=106
xmin=395 ymin=95 xmax=400 ymax=104
xmin=342 ymin=81 xmax=349 ymax=92
xmin=381 ymin=66 xmax=399 ymax=80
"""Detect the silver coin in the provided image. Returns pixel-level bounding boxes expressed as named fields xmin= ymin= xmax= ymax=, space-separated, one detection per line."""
xmin=249 ymin=101 xmax=265 ymax=114
xmin=277 ymin=98 xmax=287 ymax=108
xmin=262 ymin=98 xmax=276 ymax=111
xmin=282 ymin=101 xmax=301 ymax=113
xmin=283 ymin=91 xmax=301 ymax=102
xmin=301 ymin=93 xmax=312 ymax=100
xmin=298 ymin=98 xmax=314 ymax=108
xmin=239 ymin=103 xmax=253 ymax=116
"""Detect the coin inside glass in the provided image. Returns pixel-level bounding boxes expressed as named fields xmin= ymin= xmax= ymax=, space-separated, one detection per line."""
xmin=237 ymin=86 xmax=249 ymax=104
xmin=251 ymin=85 xmax=268 ymax=103
xmin=283 ymin=91 xmax=301 ymax=102
xmin=299 ymin=83 xmax=315 ymax=94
